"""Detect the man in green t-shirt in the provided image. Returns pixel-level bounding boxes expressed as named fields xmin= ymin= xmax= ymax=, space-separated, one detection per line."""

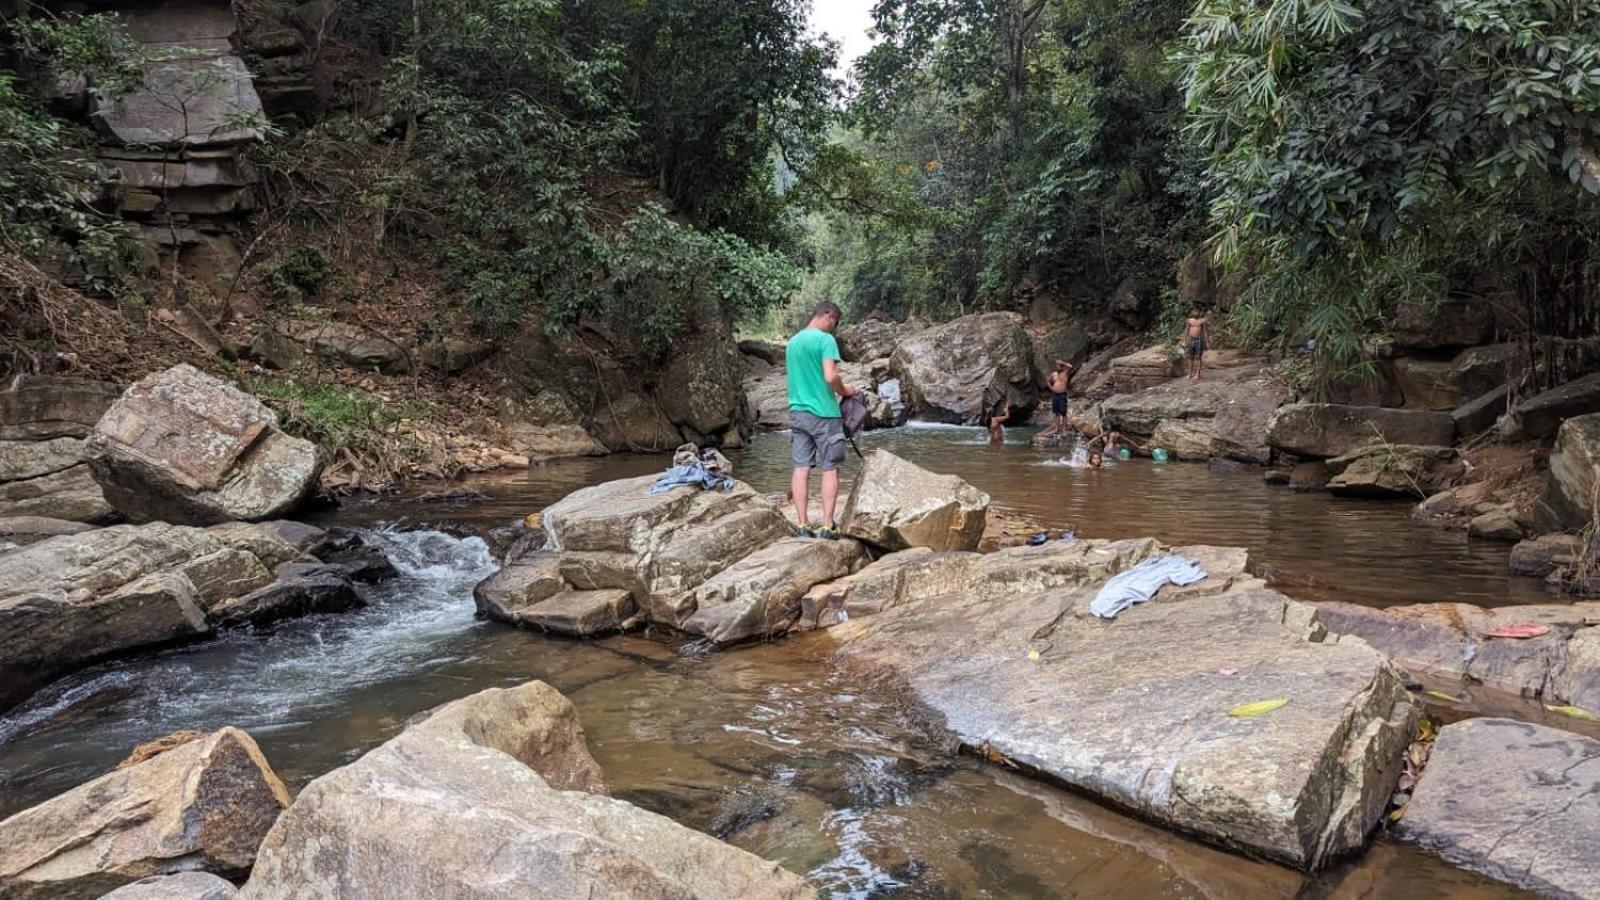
xmin=786 ymin=300 xmax=856 ymax=539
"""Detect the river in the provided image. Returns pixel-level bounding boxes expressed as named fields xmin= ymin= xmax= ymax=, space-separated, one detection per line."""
xmin=0 ymin=425 xmax=1545 ymax=898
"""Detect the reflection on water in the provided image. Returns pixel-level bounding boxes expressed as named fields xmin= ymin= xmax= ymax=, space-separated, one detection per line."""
xmin=0 ymin=426 xmax=1541 ymax=898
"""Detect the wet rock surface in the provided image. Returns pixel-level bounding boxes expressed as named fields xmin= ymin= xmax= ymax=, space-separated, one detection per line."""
xmin=1396 ymin=718 xmax=1600 ymax=898
xmin=86 ymin=365 xmax=321 ymax=525
xmin=240 ymin=682 xmax=811 ymax=899
xmin=0 ymin=727 xmax=289 ymax=899
xmin=830 ymin=540 xmax=1418 ymax=869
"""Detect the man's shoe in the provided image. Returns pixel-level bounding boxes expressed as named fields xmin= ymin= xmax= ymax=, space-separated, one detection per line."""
xmin=817 ymin=524 xmax=840 ymax=541
xmin=795 ymin=525 xmax=817 ymax=539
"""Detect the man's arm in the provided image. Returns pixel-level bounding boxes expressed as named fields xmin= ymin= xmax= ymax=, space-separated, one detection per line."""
xmin=822 ymin=358 xmax=856 ymax=397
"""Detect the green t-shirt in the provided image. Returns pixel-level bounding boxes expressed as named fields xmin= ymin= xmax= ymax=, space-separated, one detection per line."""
xmin=786 ymin=327 xmax=842 ymax=418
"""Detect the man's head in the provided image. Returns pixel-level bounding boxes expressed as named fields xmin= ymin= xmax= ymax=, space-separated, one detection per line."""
xmin=809 ymin=301 xmax=842 ymax=332
xmin=1088 ymin=452 xmax=1103 ymax=468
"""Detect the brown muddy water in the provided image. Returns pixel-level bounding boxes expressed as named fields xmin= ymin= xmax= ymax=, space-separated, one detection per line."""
xmin=0 ymin=425 xmax=1552 ymax=898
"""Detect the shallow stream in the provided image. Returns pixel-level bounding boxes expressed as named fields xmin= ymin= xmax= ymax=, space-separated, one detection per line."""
xmin=0 ymin=425 xmax=1554 ymax=898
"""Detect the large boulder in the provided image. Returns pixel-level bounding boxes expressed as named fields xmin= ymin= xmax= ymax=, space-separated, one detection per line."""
xmin=680 ymin=537 xmax=867 ymax=644
xmin=0 ymin=520 xmax=363 ymax=711
xmin=1100 ymin=375 xmax=1287 ymax=463
xmin=1392 ymin=346 xmax=1511 ymax=411
xmin=654 ymin=331 xmax=745 ymax=442
xmin=0 ymin=377 xmax=120 ymax=523
xmin=742 ymin=365 xmax=791 ymax=429
xmin=585 ymin=389 xmax=682 ymax=451
xmin=1266 ymin=403 xmax=1455 ymax=458
xmin=1533 ymin=412 xmax=1600 ymax=532
xmin=1452 ymin=385 xmax=1509 ymax=438
xmin=838 ymin=317 xmax=917 ymax=363
xmin=1325 ymin=445 xmax=1464 ymax=498
xmin=841 ymin=450 xmax=989 ymax=552
xmin=1499 ymin=371 xmax=1600 ymax=441
xmin=86 ymin=365 xmax=322 ymax=524
xmin=1316 ymin=600 xmax=1600 ymax=711
xmin=240 ymin=682 xmax=811 ymax=899
xmin=889 ymin=313 xmax=1037 ymax=423
xmin=496 ymin=391 xmax=607 ymax=461
xmin=1395 ymin=718 xmax=1600 ymax=898
xmin=830 ymin=541 xmax=1418 ymax=869
xmin=0 ymin=727 xmax=289 ymax=899
xmin=1029 ymin=322 xmax=1093 ymax=388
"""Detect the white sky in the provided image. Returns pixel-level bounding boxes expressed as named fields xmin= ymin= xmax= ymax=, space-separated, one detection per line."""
xmin=809 ymin=0 xmax=877 ymax=77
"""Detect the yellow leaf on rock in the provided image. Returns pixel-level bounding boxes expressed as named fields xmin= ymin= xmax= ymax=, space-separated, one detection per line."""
xmin=1228 ymin=698 xmax=1289 ymax=718
xmin=1546 ymin=704 xmax=1600 ymax=721
xmin=1424 ymin=690 xmax=1460 ymax=703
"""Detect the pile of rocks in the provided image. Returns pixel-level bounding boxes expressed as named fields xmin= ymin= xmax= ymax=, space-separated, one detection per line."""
xmin=476 ymin=450 xmax=988 ymax=645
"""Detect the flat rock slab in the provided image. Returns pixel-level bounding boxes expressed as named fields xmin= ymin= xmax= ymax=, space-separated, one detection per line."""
xmin=831 ymin=542 xmax=1418 ymax=869
xmin=1397 ymin=718 xmax=1600 ymax=898
xmin=681 ymin=537 xmax=867 ymax=643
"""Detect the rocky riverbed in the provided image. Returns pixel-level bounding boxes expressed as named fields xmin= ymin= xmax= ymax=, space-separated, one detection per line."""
xmin=3 ymin=354 xmax=1600 ymax=897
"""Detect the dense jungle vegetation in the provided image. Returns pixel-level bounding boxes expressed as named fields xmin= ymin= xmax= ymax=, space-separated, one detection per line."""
xmin=3 ymin=0 xmax=1599 ymax=379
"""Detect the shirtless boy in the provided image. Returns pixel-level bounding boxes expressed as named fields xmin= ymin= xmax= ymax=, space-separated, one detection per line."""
xmin=1046 ymin=360 xmax=1073 ymax=433
xmin=1179 ymin=310 xmax=1208 ymax=380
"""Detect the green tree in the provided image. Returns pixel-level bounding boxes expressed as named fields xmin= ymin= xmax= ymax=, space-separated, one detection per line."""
xmin=1177 ymin=0 xmax=1600 ymax=375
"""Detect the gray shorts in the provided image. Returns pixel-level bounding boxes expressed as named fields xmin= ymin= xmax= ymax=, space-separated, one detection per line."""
xmin=790 ymin=411 xmax=846 ymax=471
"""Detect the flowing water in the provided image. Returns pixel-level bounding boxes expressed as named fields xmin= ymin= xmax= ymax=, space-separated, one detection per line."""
xmin=0 ymin=425 xmax=1550 ymax=898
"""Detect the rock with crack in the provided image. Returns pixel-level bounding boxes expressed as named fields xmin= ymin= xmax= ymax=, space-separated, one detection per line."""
xmin=238 ymin=682 xmax=812 ymax=899
xmin=0 ymin=727 xmax=289 ymax=899
xmin=86 ymin=365 xmax=321 ymax=524
xmin=842 ymin=450 xmax=989 ymax=552
xmin=1395 ymin=717 xmax=1600 ymax=898
xmin=679 ymin=537 xmax=868 ymax=643
xmin=829 ymin=540 xmax=1418 ymax=869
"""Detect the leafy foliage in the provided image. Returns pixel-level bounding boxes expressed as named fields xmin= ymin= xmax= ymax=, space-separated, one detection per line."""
xmin=817 ymin=0 xmax=1202 ymax=321
xmin=1173 ymin=0 xmax=1600 ymax=371
xmin=0 ymin=13 xmax=141 ymax=288
xmin=304 ymin=0 xmax=827 ymax=355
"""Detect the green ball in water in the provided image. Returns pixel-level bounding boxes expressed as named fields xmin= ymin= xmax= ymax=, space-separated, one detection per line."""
xmin=1118 ymin=448 xmax=1131 ymax=460
xmin=1151 ymin=448 xmax=1169 ymax=463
